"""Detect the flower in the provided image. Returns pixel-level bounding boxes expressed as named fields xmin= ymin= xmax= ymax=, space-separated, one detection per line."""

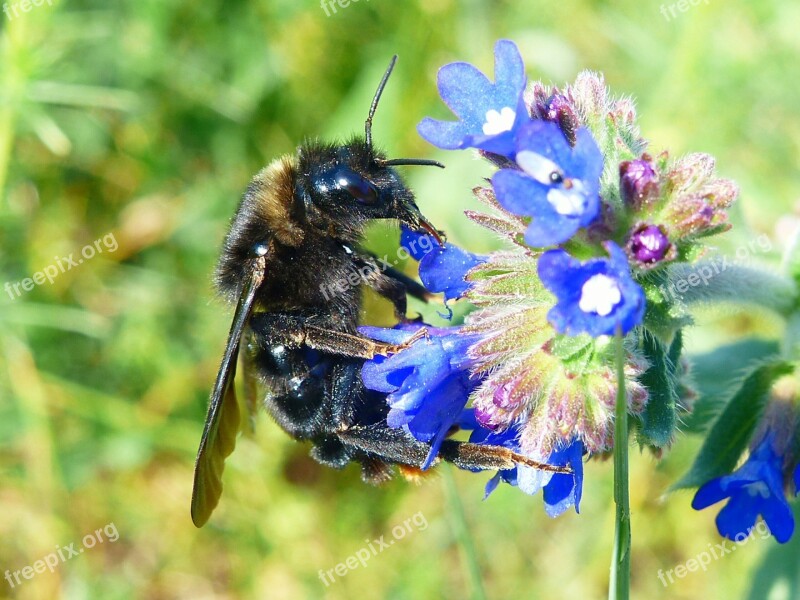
xmin=619 ymin=157 xmax=659 ymax=209
xmin=491 ymin=120 xmax=604 ymax=247
xmin=538 ymin=242 xmax=645 ymax=337
xmin=360 ymin=323 xmax=482 ymax=469
xmin=401 ymin=226 xmax=486 ymax=301
xmin=692 ymin=432 xmax=795 ymax=543
xmin=467 ymin=417 xmax=584 ymax=516
xmin=417 ymin=39 xmax=528 ymax=158
xmin=627 ymin=224 xmax=671 ymax=265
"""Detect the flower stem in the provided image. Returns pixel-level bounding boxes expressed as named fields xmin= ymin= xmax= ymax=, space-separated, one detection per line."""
xmin=609 ymin=330 xmax=631 ymax=600
xmin=442 ymin=466 xmax=488 ymax=600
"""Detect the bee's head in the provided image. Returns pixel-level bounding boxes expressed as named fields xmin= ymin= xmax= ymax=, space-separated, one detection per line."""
xmin=296 ymin=55 xmax=444 ymax=244
xmin=297 ymin=139 xmax=444 ymax=243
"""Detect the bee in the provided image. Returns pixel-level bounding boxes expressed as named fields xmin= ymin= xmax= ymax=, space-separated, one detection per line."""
xmin=191 ymin=56 xmax=569 ymax=527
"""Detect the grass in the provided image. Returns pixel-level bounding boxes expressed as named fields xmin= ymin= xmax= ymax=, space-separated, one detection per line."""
xmin=1 ymin=1 xmax=798 ymax=598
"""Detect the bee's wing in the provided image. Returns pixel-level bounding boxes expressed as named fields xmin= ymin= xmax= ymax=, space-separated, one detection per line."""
xmin=241 ymin=330 xmax=260 ymax=434
xmin=191 ymin=255 xmax=266 ymax=527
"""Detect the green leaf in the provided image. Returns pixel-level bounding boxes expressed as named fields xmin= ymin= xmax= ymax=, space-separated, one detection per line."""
xmin=638 ymin=331 xmax=680 ymax=447
xmin=683 ymin=338 xmax=780 ymax=434
xmin=672 ymin=360 xmax=794 ymax=490
xmin=550 ymin=333 xmax=594 ymax=374
xmin=664 ymin=263 xmax=796 ymax=317
xmin=640 ymin=273 xmax=692 ymax=346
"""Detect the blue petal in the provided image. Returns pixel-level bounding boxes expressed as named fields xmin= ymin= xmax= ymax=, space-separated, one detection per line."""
xmin=572 ymin=127 xmax=605 ymax=183
xmin=410 ymin=373 xmax=474 ymax=469
xmin=400 ymin=227 xmax=435 ymax=261
xmin=400 ymin=226 xmax=486 ymax=301
xmin=417 ymin=39 xmax=527 ymax=156
xmin=760 ymin=493 xmax=795 ymax=543
xmin=524 ymin=213 xmax=582 ymax=248
xmin=492 ymin=39 xmax=527 ymax=101
xmin=692 ymin=477 xmax=728 ymax=510
xmin=543 ymin=439 xmax=584 ymax=517
xmin=419 ymin=244 xmax=485 ymax=301
xmin=515 ymin=120 xmax=575 ymax=168
xmin=483 ymin=472 xmax=503 ymax=499
xmin=417 ymin=118 xmax=473 ymax=150
xmin=491 ymin=168 xmax=550 ymax=217
xmin=436 ymin=61 xmax=495 ymax=124
xmin=715 ymin=492 xmax=760 ymax=541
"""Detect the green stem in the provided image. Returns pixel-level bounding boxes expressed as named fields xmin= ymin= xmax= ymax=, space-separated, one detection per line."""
xmin=442 ymin=466 xmax=488 ymax=600
xmin=609 ymin=330 xmax=631 ymax=600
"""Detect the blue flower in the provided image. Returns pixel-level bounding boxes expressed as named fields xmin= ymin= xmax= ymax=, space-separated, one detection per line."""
xmin=360 ymin=323 xmax=482 ymax=469
xmin=538 ymin=242 xmax=645 ymax=337
xmin=542 ymin=439 xmax=585 ymax=517
xmin=692 ymin=433 xmax=795 ymax=544
xmin=491 ymin=120 xmax=604 ymax=247
xmin=417 ymin=39 xmax=528 ymax=158
xmin=401 ymin=226 xmax=486 ymax=302
xmin=467 ymin=417 xmax=584 ymax=517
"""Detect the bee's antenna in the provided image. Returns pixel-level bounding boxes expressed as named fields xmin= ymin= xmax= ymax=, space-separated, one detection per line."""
xmin=365 ymin=55 xmax=398 ymax=154
xmin=381 ymin=158 xmax=445 ymax=169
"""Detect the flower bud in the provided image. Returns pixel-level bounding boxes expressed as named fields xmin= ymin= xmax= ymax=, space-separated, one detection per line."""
xmin=628 ymin=224 xmax=671 ymax=265
xmin=619 ymin=156 xmax=659 ymax=209
xmin=542 ymin=93 xmax=579 ymax=145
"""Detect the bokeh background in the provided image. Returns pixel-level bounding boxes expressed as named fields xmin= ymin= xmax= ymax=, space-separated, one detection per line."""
xmin=1 ymin=1 xmax=799 ymax=599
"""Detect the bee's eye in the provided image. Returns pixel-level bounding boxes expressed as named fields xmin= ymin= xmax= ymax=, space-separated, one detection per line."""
xmin=333 ymin=167 xmax=379 ymax=205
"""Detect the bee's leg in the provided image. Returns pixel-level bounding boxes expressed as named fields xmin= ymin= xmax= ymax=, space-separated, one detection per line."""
xmin=249 ymin=313 xmax=427 ymax=359
xmin=381 ymin=265 xmax=432 ymax=303
xmin=355 ymin=254 xmax=432 ymax=321
xmin=303 ymin=324 xmax=428 ymax=359
xmin=337 ymin=425 xmax=571 ymax=474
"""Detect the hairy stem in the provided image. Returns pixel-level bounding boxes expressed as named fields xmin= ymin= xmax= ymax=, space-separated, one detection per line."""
xmin=609 ymin=330 xmax=631 ymax=600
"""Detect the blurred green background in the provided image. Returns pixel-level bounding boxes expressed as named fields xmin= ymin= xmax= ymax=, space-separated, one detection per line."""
xmin=1 ymin=1 xmax=799 ymax=599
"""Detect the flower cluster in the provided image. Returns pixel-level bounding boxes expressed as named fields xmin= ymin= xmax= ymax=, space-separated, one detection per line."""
xmin=356 ymin=40 xmax=795 ymax=536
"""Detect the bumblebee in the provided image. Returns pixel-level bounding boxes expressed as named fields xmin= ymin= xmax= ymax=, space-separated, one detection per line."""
xmin=191 ymin=57 xmax=568 ymax=527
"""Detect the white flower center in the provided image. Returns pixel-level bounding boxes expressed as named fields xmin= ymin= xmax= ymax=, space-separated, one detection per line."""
xmin=516 ymin=150 xmax=563 ymax=184
xmin=746 ymin=481 xmax=771 ymax=499
xmin=482 ymin=107 xmax=516 ymax=135
xmin=546 ymin=185 xmax=586 ymax=216
xmin=579 ymin=274 xmax=622 ymax=316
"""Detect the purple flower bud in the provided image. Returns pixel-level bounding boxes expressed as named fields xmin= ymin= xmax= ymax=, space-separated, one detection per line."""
xmin=628 ymin=224 xmax=671 ymax=265
xmin=542 ymin=93 xmax=579 ymax=145
xmin=619 ymin=157 xmax=659 ymax=209
xmin=474 ymin=406 xmax=501 ymax=431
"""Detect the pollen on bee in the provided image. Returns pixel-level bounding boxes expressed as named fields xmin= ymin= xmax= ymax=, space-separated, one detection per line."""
xmin=398 ymin=464 xmax=437 ymax=484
